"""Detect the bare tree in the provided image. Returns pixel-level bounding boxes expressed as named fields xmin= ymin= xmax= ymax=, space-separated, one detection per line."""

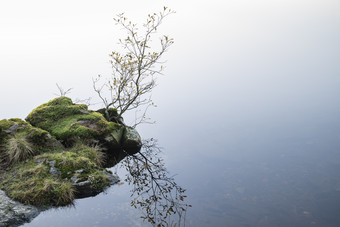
xmin=54 ymin=83 xmax=73 ymax=97
xmin=93 ymin=7 xmax=175 ymax=125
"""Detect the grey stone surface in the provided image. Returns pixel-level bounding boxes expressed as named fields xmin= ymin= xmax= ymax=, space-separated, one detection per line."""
xmin=47 ymin=160 xmax=60 ymax=176
xmin=4 ymin=123 xmax=19 ymax=134
xmin=121 ymin=126 xmax=142 ymax=154
xmin=0 ymin=190 xmax=40 ymax=227
xmin=72 ymin=171 xmax=120 ymax=198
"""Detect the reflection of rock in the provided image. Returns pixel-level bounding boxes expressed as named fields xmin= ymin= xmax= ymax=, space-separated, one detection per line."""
xmin=0 ymin=190 xmax=40 ymax=227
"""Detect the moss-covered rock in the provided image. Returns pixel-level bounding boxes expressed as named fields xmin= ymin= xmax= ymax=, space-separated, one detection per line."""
xmin=0 ymin=144 xmax=117 ymax=206
xmin=96 ymin=107 xmax=123 ymax=123
xmin=0 ymin=96 xmax=141 ymax=209
xmin=0 ymin=118 xmax=62 ymax=164
xmin=25 ymin=97 xmax=123 ymax=147
xmin=25 ymin=97 xmax=142 ymax=155
xmin=0 ymin=158 xmax=73 ymax=206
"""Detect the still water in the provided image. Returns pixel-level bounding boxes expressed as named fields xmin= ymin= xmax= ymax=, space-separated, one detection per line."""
xmin=22 ymin=107 xmax=340 ymax=226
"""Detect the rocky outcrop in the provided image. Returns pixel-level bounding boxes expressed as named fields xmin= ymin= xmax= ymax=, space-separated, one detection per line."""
xmin=25 ymin=97 xmax=123 ymax=148
xmin=0 ymin=190 xmax=40 ymax=227
xmin=0 ymin=97 xmax=143 ymax=224
xmin=25 ymin=97 xmax=142 ymax=154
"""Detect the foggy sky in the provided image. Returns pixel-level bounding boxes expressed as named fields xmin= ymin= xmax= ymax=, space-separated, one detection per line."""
xmin=1 ymin=0 xmax=339 ymax=140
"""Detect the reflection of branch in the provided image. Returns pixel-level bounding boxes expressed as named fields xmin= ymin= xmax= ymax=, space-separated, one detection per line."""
xmin=120 ymin=138 xmax=191 ymax=226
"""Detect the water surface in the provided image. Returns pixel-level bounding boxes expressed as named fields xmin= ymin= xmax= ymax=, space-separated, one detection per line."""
xmin=22 ymin=111 xmax=340 ymax=226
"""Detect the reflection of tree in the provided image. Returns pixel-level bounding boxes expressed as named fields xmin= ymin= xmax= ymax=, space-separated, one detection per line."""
xmin=120 ymin=138 xmax=191 ymax=226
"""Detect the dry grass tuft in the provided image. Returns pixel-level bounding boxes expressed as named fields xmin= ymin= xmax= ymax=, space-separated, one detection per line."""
xmin=90 ymin=145 xmax=106 ymax=167
xmin=56 ymin=181 xmax=75 ymax=205
xmin=6 ymin=134 xmax=34 ymax=164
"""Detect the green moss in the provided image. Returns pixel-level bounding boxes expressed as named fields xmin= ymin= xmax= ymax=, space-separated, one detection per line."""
xmin=0 ymin=160 xmax=74 ymax=206
xmin=0 ymin=119 xmax=12 ymax=144
xmin=0 ymin=143 xmax=111 ymax=206
xmin=96 ymin=108 xmax=119 ymax=122
xmin=46 ymin=96 xmax=73 ymax=106
xmin=0 ymin=119 xmax=13 ymax=130
xmin=26 ymin=97 xmax=87 ymax=127
xmin=88 ymin=169 xmax=111 ymax=190
xmin=25 ymin=97 xmax=121 ymax=145
xmin=48 ymin=114 xmax=104 ymax=140
xmin=96 ymin=108 xmax=118 ymax=117
xmin=50 ymin=152 xmax=95 ymax=179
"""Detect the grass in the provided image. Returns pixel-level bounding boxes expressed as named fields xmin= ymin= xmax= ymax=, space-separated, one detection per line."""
xmin=88 ymin=169 xmax=111 ymax=190
xmin=6 ymin=134 xmax=35 ymax=164
xmin=0 ymin=161 xmax=75 ymax=206
xmin=55 ymin=181 xmax=75 ymax=205
xmin=82 ymin=144 xmax=106 ymax=167
xmin=0 ymin=142 xmax=113 ymax=207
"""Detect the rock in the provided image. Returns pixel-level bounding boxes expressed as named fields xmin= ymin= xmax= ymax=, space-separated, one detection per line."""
xmin=108 ymin=127 xmax=125 ymax=145
xmin=104 ymin=171 xmax=120 ymax=185
xmin=0 ymin=118 xmax=62 ymax=149
xmin=47 ymin=160 xmax=60 ymax=176
xmin=0 ymin=190 xmax=40 ymax=227
xmin=25 ymin=97 xmax=124 ymax=151
xmin=71 ymin=171 xmax=120 ymax=198
xmin=96 ymin=108 xmax=124 ymax=124
xmin=4 ymin=122 xmax=19 ymax=134
xmin=75 ymin=169 xmax=84 ymax=173
xmin=25 ymin=97 xmax=142 ymax=159
xmin=72 ymin=179 xmax=93 ymax=198
xmin=0 ymin=97 xmax=143 ymax=225
xmin=122 ymin=126 xmax=142 ymax=155
xmin=79 ymin=109 xmax=90 ymax=114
